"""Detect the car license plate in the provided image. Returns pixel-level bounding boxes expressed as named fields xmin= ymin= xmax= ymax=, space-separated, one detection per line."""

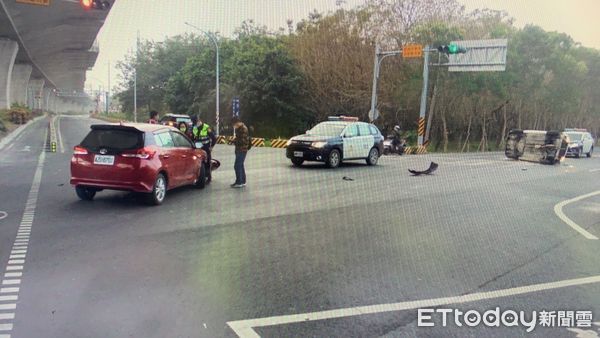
xmin=94 ymin=155 xmax=115 ymax=166
xmin=294 ymin=151 xmax=303 ymax=157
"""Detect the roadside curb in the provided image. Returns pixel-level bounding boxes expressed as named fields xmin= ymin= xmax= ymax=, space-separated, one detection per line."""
xmin=0 ymin=114 xmax=47 ymax=152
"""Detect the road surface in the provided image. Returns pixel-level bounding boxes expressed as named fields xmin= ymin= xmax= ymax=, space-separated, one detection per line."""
xmin=1 ymin=115 xmax=599 ymax=337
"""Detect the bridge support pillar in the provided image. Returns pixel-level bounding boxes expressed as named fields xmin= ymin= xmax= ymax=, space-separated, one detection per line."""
xmin=10 ymin=64 xmax=32 ymax=107
xmin=0 ymin=38 xmax=19 ymax=109
xmin=27 ymin=79 xmax=45 ymax=111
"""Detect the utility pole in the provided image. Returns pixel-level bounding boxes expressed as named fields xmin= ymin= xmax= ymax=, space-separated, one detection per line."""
xmin=369 ymin=44 xmax=380 ymax=122
xmin=184 ymin=22 xmax=220 ymax=136
xmin=369 ymin=45 xmax=401 ymax=122
xmin=133 ymin=31 xmax=139 ymax=122
xmin=106 ymin=60 xmax=110 ymax=114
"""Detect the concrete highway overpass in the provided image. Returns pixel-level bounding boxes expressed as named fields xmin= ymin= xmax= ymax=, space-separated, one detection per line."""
xmin=0 ymin=0 xmax=113 ymax=113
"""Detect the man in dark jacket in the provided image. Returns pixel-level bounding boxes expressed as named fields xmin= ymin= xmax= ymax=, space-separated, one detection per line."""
xmin=231 ymin=116 xmax=250 ymax=188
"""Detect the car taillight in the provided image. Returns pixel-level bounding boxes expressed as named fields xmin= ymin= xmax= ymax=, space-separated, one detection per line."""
xmin=73 ymin=146 xmax=88 ymax=155
xmin=121 ymin=146 xmax=157 ymax=159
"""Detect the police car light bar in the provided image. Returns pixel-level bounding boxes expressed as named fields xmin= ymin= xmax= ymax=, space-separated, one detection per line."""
xmin=328 ymin=116 xmax=359 ymax=122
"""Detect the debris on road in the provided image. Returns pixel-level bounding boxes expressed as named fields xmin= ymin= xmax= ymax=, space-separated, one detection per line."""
xmin=342 ymin=176 xmax=354 ymax=181
xmin=409 ymin=162 xmax=438 ymax=176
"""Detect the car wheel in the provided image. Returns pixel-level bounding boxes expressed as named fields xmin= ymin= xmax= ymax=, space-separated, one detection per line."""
xmin=195 ymin=163 xmax=206 ymax=189
xmin=75 ymin=186 xmax=96 ymax=201
xmin=326 ymin=149 xmax=341 ymax=168
xmin=587 ymin=147 xmax=593 ymax=158
xmin=366 ymin=147 xmax=379 ymax=166
xmin=291 ymin=158 xmax=304 ymax=167
xmin=147 ymin=173 xmax=167 ymax=205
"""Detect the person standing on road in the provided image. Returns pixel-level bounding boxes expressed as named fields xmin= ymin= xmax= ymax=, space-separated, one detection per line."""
xmin=231 ymin=116 xmax=250 ymax=188
xmin=191 ymin=116 xmax=217 ymax=183
xmin=147 ymin=111 xmax=159 ymax=124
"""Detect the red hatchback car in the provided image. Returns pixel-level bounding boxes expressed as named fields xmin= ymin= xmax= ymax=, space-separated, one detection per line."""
xmin=70 ymin=123 xmax=208 ymax=205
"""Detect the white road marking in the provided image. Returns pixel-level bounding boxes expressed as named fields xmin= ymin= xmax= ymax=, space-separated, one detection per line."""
xmin=554 ymin=191 xmax=600 ymax=240
xmin=227 ymin=274 xmax=600 ymax=338
xmin=0 ymin=313 xmax=14 ymax=320
xmin=0 ymin=212 xmax=6 ymax=220
xmin=0 ymin=131 xmax=46 ymax=337
xmin=3 ymin=273 xmax=21 ymax=278
xmin=590 ymin=169 xmax=600 ymax=173
xmin=0 ymin=295 xmax=17 ymax=302
xmin=1 ymin=280 xmax=20 ymax=286
xmin=0 ymin=288 xmax=19 ymax=294
xmin=5 ymin=267 xmax=22 ymax=271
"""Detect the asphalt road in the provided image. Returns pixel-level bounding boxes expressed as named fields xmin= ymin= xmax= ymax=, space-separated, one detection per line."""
xmin=1 ymin=115 xmax=600 ymax=338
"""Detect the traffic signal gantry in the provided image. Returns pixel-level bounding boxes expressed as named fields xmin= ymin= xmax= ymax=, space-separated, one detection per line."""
xmin=370 ymin=40 xmax=507 ymax=147
xmin=370 ymin=42 xmax=468 ymax=145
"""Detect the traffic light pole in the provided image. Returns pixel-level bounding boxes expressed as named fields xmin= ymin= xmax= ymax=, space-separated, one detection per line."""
xmin=417 ymin=46 xmax=431 ymax=146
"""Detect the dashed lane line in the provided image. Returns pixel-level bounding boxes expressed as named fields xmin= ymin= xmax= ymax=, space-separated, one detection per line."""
xmin=227 ymin=274 xmax=600 ymax=338
xmin=0 ymin=128 xmax=46 ymax=338
xmin=554 ymin=190 xmax=600 ymax=240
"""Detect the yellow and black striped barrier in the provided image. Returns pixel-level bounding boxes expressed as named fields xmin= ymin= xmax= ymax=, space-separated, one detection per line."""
xmin=270 ymin=139 xmax=288 ymax=149
xmin=217 ymin=135 xmax=266 ymax=147
xmin=417 ymin=117 xmax=426 ymax=138
xmin=404 ymin=145 xmax=428 ymax=155
xmin=251 ymin=138 xmax=265 ymax=147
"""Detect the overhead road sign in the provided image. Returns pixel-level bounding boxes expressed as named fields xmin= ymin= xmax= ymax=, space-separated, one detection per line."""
xmin=448 ymin=39 xmax=508 ymax=72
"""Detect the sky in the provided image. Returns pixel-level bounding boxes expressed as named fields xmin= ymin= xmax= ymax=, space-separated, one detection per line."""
xmin=86 ymin=0 xmax=600 ymax=93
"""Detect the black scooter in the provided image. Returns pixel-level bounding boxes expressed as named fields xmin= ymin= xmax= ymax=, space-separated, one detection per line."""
xmin=383 ymin=135 xmax=406 ymax=155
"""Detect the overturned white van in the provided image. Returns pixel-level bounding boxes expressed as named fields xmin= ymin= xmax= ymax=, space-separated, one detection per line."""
xmin=505 ymin=129 xmax=568 ymax=164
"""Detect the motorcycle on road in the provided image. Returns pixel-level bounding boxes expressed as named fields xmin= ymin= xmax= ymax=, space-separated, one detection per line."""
xmin=383 ymin=135 xmax=407 ymax=155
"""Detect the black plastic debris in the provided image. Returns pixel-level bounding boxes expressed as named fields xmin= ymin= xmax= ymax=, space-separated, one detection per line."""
xmin=409 ymin=162 xmax=438 ymax=176
xmin=342 ymin=176 xmax=354 ymax=181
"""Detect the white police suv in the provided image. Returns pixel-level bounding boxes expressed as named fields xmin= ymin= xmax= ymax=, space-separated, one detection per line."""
xmin=564 ymin=129 xmax=594 ymax=158
xmin=285 ymin=116 xmax=384 ymax=168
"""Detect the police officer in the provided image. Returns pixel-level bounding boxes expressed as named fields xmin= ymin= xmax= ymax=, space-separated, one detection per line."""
xmin=191 ymin=115 xmax=217 ymax=183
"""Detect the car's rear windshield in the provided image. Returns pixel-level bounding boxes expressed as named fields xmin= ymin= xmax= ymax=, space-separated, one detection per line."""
xmin=80 ymin=129 xmax=144 ymax=153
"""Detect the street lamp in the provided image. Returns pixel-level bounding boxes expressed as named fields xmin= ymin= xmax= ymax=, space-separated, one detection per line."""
xmin=184 ymin=22 xmax=220 ymax=136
